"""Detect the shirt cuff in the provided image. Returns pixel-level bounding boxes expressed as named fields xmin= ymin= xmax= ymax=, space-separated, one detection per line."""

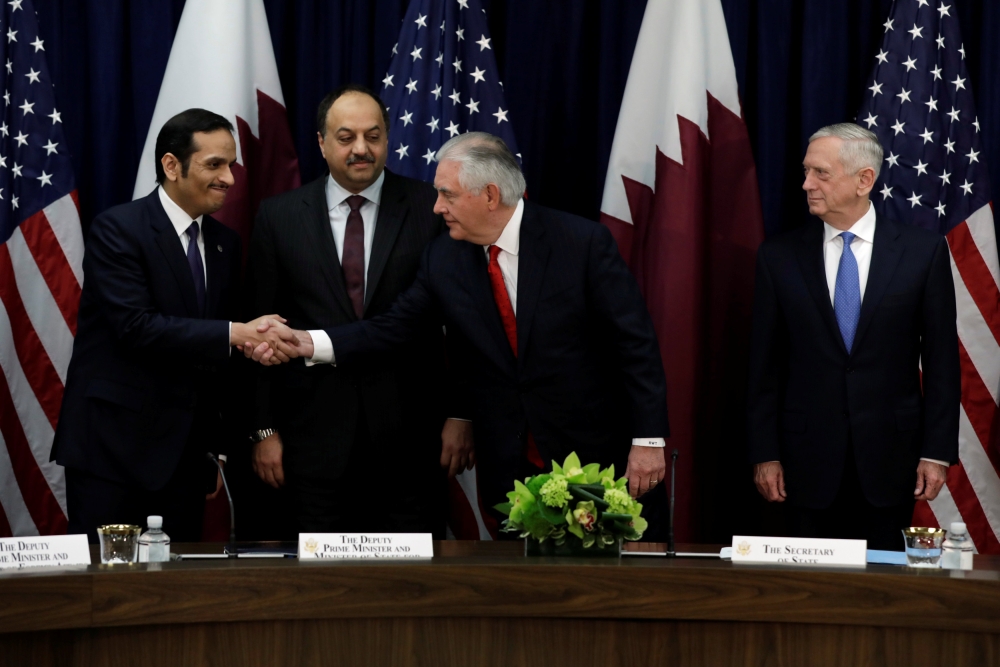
xmin=632 ymin=438 xmax=666 ymax=448
xmin=217 ymin=454 xmax=227 ymax=463
xmin=920 ymin=457 xmax=949 ymax=467
xmin=305 ymin=329 xmax=334 ymax=366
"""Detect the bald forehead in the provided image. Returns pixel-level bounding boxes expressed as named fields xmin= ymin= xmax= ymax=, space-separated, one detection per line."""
xmin=326 ymin=92 xmax=385 ymax=134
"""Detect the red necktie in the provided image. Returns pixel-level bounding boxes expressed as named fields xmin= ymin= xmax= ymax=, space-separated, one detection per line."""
xmin=487 ymin=245 xmax=544 ymax=469
xmin=342 ymin=195 xmax=366 ymax=319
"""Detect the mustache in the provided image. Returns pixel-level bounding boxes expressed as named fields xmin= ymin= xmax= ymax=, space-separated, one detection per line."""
xmin=346 ymin=153 xmax=376 ymax=165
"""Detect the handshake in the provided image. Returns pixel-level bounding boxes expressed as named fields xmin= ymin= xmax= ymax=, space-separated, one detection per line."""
xmin=231 ymin=316 xmax=315 ymax=366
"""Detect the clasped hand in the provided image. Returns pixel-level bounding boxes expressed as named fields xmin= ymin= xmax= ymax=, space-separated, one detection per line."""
xmin=236 ymin=317 xmax=313 ymax=366
xmin=232 ymin=315 xmax=306 ymax=366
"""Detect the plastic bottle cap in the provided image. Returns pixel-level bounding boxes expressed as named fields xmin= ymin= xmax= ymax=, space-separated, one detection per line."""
xmin=950 ymin=521 xmax=966 ymax=535
xmin=147 ymin=515 xmax=163 ymax=529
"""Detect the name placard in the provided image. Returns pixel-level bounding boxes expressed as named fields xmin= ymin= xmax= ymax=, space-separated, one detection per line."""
xmin=731 ymin=535 xmax=867 ymax=567
xmin=0 ymin=534 xmax=91 ymax=571
xmin=298 ymin=533 xmax=434 ymax=560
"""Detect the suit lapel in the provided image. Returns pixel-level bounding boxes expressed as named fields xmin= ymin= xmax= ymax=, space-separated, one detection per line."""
xmin=149 ymin=191 xmax=201 ymax=317
xmin=303 ymin=176 xmax=356 ymax=320
xmin=365 ymin=170 xmax=407 ymax=312
xmin=853 ymin=215 xmax=902 ymax=354
xmin=202 ymin=218 xmax=227 ymax=318
xmin=514 ymin=203 xmax=550 ymax=366
xmin=795 ymin=220 xmax=848 ymax=355
xmin=458 ymin=242 xmax=517 ymax=372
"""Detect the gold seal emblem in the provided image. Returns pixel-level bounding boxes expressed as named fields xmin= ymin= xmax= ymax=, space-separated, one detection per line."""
xmin=304 ymin=538 xmax=319 ymax=555
xmin=736 ymin=541 xmax=752 ymax=557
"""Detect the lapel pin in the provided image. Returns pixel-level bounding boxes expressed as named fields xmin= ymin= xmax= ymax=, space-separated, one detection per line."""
xmin=217 ymin=245 xmax=223 ymax=252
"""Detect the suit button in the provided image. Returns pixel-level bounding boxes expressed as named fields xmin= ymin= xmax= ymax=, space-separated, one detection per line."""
xmin=516 ymin=432 xmax=523 ymax=439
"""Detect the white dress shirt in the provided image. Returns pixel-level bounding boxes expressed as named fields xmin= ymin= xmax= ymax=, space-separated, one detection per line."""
xmin=159 ymin=186 xmax=231 ymax=354
xmin=765 ymin=201 xmax=945 ymax=467
xmin=823 ymin=201 xmax=875 ymax=305
xmin=307 ymin=173 xmax=385 ymax=364
xmin=159 ymin=185 xmax=206 ymax=278
xmin=325 ymin=171 xmax=384 ymax=270
xmin=483 ymin=199 xmax=523 ymax=313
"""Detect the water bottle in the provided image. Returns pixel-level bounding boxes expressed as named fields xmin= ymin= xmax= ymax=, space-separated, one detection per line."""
xmin=941 ymin=521 xmax=973 ymax=570
xmin=138 ymin=515 xmax=171 ymax=563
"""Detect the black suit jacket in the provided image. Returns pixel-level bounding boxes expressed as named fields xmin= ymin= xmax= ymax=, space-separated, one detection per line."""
xmin=248 ymin=170 xmax=451 ymax=480
xmin=327 ymin=201 xmax=670 ymax=509
xmin=747 ymin=213 xmax=960 ymax=509
xmin=51 ymin=189 xmax=242 ymax=491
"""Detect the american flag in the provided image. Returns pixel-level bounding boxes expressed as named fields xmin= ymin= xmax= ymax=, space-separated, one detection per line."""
xmin=858 ymin=0 xmax=1000 ymax=553
xmin=381 ymin=0 xmax=520 ymax=540
xmin=382 ymin=0 xmax=521 ymax=540
xmin=0 ymin=0 xmax=80 ymax=537
xmin=380 ymin=0 xmax=520 ymax=180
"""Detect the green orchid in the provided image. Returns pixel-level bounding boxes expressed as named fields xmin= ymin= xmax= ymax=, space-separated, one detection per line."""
xmin=551 ymin=452 xmax=582 ymax=476
xmin=497 ymin=479 xmax=536 ymax=523
xmin=629 ymin=514 xmax=649 ymax=538
xmin=565 ymin=500 xmax=598 ymax=539
xmin=580 ymin=463 xmax=601 ymax=484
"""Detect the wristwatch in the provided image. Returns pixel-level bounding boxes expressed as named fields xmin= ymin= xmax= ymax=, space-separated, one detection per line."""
xmin=250 ymin=428 xmax=277 ymax=444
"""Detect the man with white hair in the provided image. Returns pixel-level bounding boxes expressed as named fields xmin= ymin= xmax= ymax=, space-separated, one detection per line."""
xmin=257 ymin=131 xmax=670 ymax=528
xmin=747 ymin=122 xmax=960 ymax=549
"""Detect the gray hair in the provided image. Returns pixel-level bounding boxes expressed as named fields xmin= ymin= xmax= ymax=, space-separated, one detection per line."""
xmin=809 ymin=123 xmax=884 ymax=179
xmin=435 ymin=132 xmax=526 ymax=206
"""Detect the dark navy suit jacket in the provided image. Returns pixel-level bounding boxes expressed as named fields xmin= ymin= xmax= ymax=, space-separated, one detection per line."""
xmin=51 ymin=189 xmax=242 ymax=491
xmin=328 ymin=200 xmax=670 ymax=509
xmin=747 ymin=213 xmax=960 ymax=509
xmin=248 ymin=170 xmax=451 ymax=482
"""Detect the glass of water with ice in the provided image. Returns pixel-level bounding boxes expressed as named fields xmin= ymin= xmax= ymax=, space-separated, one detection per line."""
xmin=902 ymin=527 xmax=945 ymax=568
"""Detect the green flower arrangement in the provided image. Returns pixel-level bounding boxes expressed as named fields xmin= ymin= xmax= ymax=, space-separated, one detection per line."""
xmin=494 ymin=452 xmax=648 ymax=551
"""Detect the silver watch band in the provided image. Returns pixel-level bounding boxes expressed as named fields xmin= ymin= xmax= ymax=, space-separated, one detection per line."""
xmin=250 ymin=428 xmax=277 ymax=444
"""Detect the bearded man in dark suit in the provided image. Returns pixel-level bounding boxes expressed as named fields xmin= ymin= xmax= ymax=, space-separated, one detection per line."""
xmin=245 ymin=86 xmax=471 ymax=536
xmin=53 ymin=109 xmax=296 ymax=542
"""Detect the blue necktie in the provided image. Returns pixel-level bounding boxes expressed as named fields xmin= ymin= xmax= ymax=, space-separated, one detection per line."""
xmin=833 ymin=231 xmax=861 ymax=352
xmin=185 ymin=222 xmax=206 ymax=316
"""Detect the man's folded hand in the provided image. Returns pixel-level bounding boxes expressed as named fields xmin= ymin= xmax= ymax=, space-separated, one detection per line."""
xmin=440 ymin=418 xmax=476 ymax=478
xmin=753 ymin=461 xmax=786 ymax=503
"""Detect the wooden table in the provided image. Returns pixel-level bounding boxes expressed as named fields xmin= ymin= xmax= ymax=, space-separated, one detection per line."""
xmin=1 ymin=541 xmax=998 ymax=666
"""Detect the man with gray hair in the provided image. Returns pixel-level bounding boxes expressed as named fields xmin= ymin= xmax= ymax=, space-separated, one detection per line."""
xmin=747 ymin=122 xmax=960 ymax=549
xmin=259 ymin=131 xmax=671 ymax=530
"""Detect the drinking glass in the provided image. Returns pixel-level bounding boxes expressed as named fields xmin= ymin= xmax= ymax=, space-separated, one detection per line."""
xmin=97 ymin=524 xmax=141 ymax=564
xmin=902 ymin=527 xmax=945 ymax=568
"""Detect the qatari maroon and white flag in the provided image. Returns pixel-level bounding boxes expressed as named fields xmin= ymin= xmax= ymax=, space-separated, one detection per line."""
xmin=600 ymin=0 xmax=765 ymax=541
xmin=131 ymin=0 xmax=299 ymax=540
xmin=132 ymin=0 xmax=300 ymax=254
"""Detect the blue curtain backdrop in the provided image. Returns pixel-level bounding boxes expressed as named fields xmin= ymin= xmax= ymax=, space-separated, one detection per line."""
xmin=36 ymin=0 xmax=1000 ymax=539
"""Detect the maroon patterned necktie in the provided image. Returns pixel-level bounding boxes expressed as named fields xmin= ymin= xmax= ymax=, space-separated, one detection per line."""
xmin=342 ymin=195 xmax=366 ymax=319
